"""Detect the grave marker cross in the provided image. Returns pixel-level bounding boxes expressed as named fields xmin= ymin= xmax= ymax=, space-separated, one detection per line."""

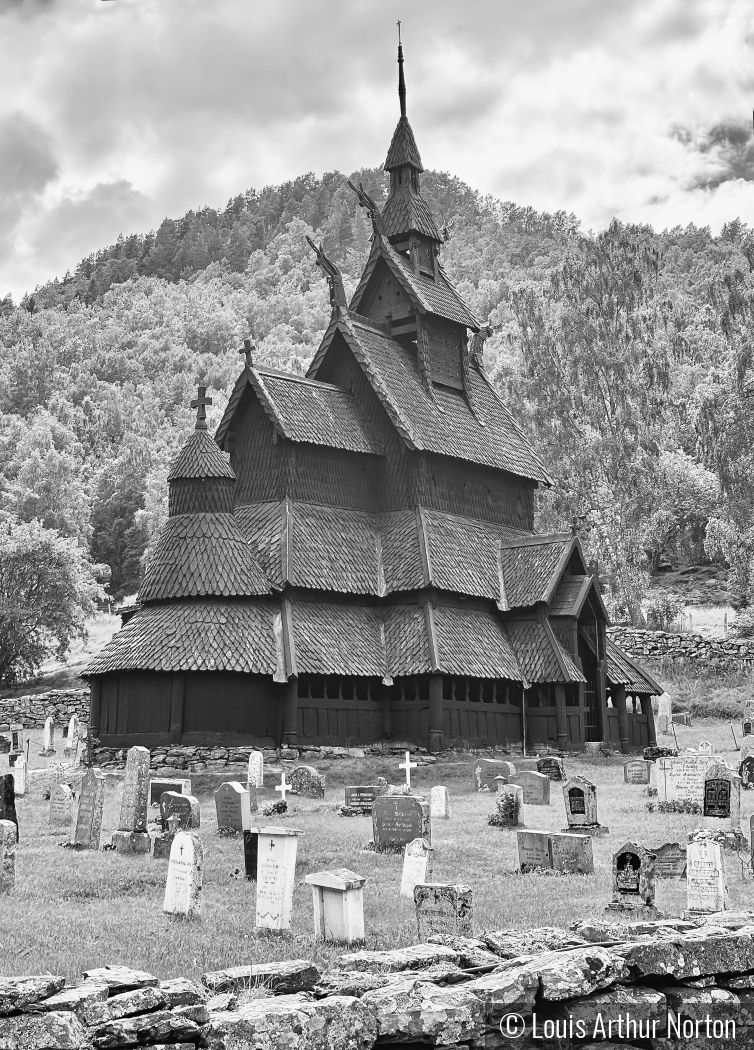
xmin=399 ymin=751 xmax=417 ymax=789
xmin=275 ymin=772 xmax=291 ymax=802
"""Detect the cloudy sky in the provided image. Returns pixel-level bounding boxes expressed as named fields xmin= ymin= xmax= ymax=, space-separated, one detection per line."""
xmin=1 ymin=0 xmax=753 ymax=301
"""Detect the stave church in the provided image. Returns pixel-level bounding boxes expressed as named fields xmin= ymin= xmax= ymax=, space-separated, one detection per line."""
xmin=85 ymin=45 xmax=660 ymax=754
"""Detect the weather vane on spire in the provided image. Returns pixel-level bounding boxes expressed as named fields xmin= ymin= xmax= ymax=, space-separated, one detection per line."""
xmin=191 ymin=386 xmax=213 ymax=430
xmin=397 ymin=21 xmax=406 ymax=118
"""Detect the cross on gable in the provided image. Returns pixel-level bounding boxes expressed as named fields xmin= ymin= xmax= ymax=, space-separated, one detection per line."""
xmin=239 ymin=338 xmax=255 ymax=368
xmin=275 ymin=772 xmax=291 ymax=802
xmin=191 ymin=386 xmax=213 ymax=430
xmin=399 ymin=750 xmax=417 ymax=788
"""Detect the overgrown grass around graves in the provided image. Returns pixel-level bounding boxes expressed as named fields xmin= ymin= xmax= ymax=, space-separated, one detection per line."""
xmin=2 ymin=720 xmax=753 ymax=983
xmin=651 ymin=663 xmax=754 ymax=722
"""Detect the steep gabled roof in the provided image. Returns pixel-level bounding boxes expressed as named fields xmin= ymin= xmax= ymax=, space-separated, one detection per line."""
xmin=310 ymin=317 xmax=552 ymax=483
xmin=385 ymin=115 xmax=424 ymax=170
xmin=215 ymin=365 xmax=383 ymax=455
xmin=549 ymin=573 xmax=611 ymax=623
xmin=499 ymin=535 xmax=575 ymax=609
xmin=606 ymin=637 xmax=663 ymax=695
xmin=168 ymin=428 xmax=235 ymax=481
xmin=505 ymin=618 xmax=586 ymax=684
xmin=381 ymin=188 xmax=443 ymax=242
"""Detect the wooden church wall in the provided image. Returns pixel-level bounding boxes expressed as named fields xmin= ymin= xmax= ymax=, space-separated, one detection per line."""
xmin=416 ymin=453 xmax=536 ymax=530
xmin=423 ymin=317 xmax=463 ymax=390
xmin=284 ymin=444 xmax=379 ymax=512
xmin=232 ymin=397 xmax=286 ymax=504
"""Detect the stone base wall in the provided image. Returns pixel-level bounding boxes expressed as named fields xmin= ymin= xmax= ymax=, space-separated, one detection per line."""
xmin=5 ymin=917 xmax=754 ymax=1048
xmin=0 ymin=688 xmax=89 ymax=731
xmin=609 ymin=625 xmax=754 ymax=673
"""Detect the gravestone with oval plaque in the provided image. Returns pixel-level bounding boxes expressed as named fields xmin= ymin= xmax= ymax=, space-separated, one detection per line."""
xmin=561 ymin=776 xmax=608 ymax=835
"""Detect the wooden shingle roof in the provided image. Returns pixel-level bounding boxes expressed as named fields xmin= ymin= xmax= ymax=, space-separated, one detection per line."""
xmin=385 ymin=116 xmax=424 ymax=170
xmin=381 ymin=189 xmax=443 ymax=242
xmin=505 ymin=619 xmax=586 ymax=684
xmin=549 ymin=573 xmax=611 ymax=623
xmin=606 ymin=637 xmax=663 ymax=695
xmin=499 ymin=536 xmax=574 ymax=609
xmin=168 ymin=429 xmax=235 ymax=481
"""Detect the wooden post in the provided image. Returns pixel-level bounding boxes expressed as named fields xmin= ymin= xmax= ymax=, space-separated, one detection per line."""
xmin=522 ymin=687 xmax=528 ymax=755
xmin=428 ymin=675 xmax=443 ymax=753
xmin=614 ymin=684 xmax=629 ymax=754
xmin=596 ymin=659 xmax=609 ymax=745
xmin=169 ymin=674 xmax=185 ymax=744
xmin=381 ymin=681 xmax=392 ymax=740
xmin=282 ymin=677 xmax=298 ymax=747
xmin=89 ymin=678 xmax=102 ymax=740
xmin=640 ymin=694 xmax=657 ymax=747
xmin=554 ymin=684 xmax=568 ymax=751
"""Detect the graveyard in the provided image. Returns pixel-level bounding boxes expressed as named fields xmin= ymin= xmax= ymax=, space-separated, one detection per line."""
xmin=2 ymin=720 xmax=754 ymax=986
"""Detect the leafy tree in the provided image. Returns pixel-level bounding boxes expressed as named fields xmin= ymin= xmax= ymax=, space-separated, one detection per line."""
xmin=0 ymin=516 xmax=106 ymax=685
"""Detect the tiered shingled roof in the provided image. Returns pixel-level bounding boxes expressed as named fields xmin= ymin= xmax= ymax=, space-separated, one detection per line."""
xmin=505 ymin=619 xmax=586 ymax=684
xmin=499 ymin=536 xmax=574 ymax=609
xmin=606 ymin=637 xmax=663 ymax=695
xmin=381 ymin=191 xmax=443 ymax=242
xmin=385 ymin=115 xmax=424 ymax=171
xmin=549 ymin=574 xmax=610 ymax=621
xmin=168 ymin=428 xmax=236 ymax=480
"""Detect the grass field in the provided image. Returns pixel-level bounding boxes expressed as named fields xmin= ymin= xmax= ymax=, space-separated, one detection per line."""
xmin=1 ymin=719 xmax=753 ymax=984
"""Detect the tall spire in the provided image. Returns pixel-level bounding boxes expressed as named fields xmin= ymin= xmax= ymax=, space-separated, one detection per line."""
xmin=397 ymin=21 xmax=407 ymax=118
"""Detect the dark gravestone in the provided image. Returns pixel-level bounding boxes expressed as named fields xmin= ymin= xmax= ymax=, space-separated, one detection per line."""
xmin=704 ymin=779 xmax=731 ymax=819
xmin=472 ymin=758 xmax=513 ymax=792
xmin=243 ymin=830 xmax=259 ymax=881
xmin=159 ymin=792 xmax=200 ymax=831
xmin=372 ymin=795 xmax=431 ymax=850
xmin=568 ymin=789 xmax=586 ymax=814
xmin=344 ymin=786 xmax=377 ymax=812
xmin=741 ymin=757 xmax=754 ymax=790
xmin=537 ymin=757 xmax=565 ymax=782
xmin=149 ymin=778 xmax=190 ymax=807
xmin=652 ymin=842 xmax=687 ymax=879
xmin=0 ymin=775 xmax=17 ymax=843
xmin=744 ymin=721 xmax=753 ymax=737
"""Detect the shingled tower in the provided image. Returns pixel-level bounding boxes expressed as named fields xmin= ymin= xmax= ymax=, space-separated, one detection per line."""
xmin=86 ymin=45 xmax=660 ymax=756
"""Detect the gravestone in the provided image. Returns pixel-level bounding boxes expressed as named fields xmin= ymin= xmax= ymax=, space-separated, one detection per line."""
xmin=430 ymin=786 xmax=450 ymax=820
xmin=657 ymin=754 xmax=715 ymax=805
xmin=74 ymin=768 xmax=105 ymax=850
xmin=623 ymin=759 xmax=651 ymax=785
xmin=274 ymin=772 xmax=292 ymax=803
xmin=149 ymin=778 xmax=191 ymax=807
xmin=255 ymin=826 xmax=303 ymax=930
xmin=400 ymin=838 xmax=433 ymax=899
xmin=652 ymin=842 xmax=687 ymax=879
xmin=153 ymin=813 xmax=181 ymax=861
xmin=64 ymin=714 xmax=80 ymax=756
xmin=414 ymin=884 xmax=472 ymax=939
xmin=607 ymin=842 xmax=659 ymax=915
xmin=686 ymin=830 xmax=727 ymax=916
xmin=344 ymin=786 xmax=377 ymax=813
xmin=0 ymin=819 xmax=15 ymax=894
xmin=657 ymin=693 xmax=672 ymax=734
xmin=537 ymin=757 xmax=565 ymax=782
xmin=0 ymin=774 xmax=18 ymax=843
xmin=215 ymin=782 xmax=252 ymax=833
xmin=508 ymin=770 xmax=550 ymax=806
xmin=673 ymin=713 xmax=692 ymax=726
xmin=40 ymin=716 xmax=55 ymax=755
xmin=740 ymin=756 xmax=754 ymax=790
xmin=472 ymin=758 xmax=514 ymax=791
xmin=491 ymin=784 xmax=524 ymax=828
xmin=698 ymin=741 xmax=714 ymax=757
xmin=372 ymin=795 xmax=431 ymax=850
xmin=163 ymin=832 xmax=203 ymax=918
xmin=49 ymin=784 xmax=75 ymax=828
xmin=9 ymin=726 xmax=23 ymax=753
xmin=305 ymin=868 xmax=366 ymax=944
xmin=743 ymin=719 xmax=753 ymax=738
xmin=399 ymin=750 xmax=418 ymax=789
xmin=703 ymin=761 xmax=741 ymax=833
xmin=113 ymin=746 xmax=151 ymax=855
xmin=562 ymin=776 xmax=608 ymax=835
xmin=11 ymin=755 xmax=26 ymax=797
xmin=517 ymin=830 xmax=551 ymax=873
xmin=289 ymin=765 xmax=325 ymax=799
xmin=549 ymin=832 xmax=594 ymax=875
xmin=160 ymin=791 xmax=200 ymax=831
xmin=243 ymin=829 xmax=259 ymax=881
xmin=247 ymin=750 xmax=264 ymax=790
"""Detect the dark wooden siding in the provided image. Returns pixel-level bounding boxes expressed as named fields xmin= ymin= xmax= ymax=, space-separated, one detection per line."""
xmin=232 ymin=396 xmax=286 ymax=504
xmin=425 ymin=316 xmax=463 ymax=390
xmin=418 ymin=452 xmax=535 ymax=530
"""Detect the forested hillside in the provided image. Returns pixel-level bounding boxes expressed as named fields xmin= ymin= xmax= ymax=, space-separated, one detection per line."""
xmin=0 ymin=165 xmax=752 ymax=629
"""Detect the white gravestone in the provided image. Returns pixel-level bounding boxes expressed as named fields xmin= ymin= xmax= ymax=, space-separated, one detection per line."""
xmin=0 ymin=819 xmax=15 ymax=894
xmin=508 ymin=770 xmax=550 ymax=805
xmin=400 ymin=838 xmax=433 ymax=899
xmin=687 ymin=831 xmax=727 ymax=916
xmin=399 ymin=751 xmax=417 ymax=789
xmin=11 ymin=755 xmax=26 ymax=797
xmin=657 ymin=754 xmax=716 ymax=805
xmin=493 ymin=783 xmax=524 ymax=827
xmin=698 ymin=741 xmax=714 ymax=757
xmin=623 ymin=760 xmax=651 ymax=785
xmin=275 ymin=772 xmax=291 ymax=803
xmin=247 ymin=751 xmax=264 ymax=790
xmin=50 ymin=784 xmax=75 ymax=827
xmin=41 ymin=717 xmax=55 ymax=755
xmin=657 ymin=693 xmax=672 ymax=734
xmin=64 ymin=714 xmax=80 ymax=756
xmin=304 ymin=868 xmax=366 ymax=944
xmin=163 ymin=832 xmax=203 ymax=918
xmin=430 ymin=786 xmax=450 ymax=820
xmin=255 ymin=826 xmax=303 ymax=930
xmin=214 ymin=782 xmax=252 ymax=833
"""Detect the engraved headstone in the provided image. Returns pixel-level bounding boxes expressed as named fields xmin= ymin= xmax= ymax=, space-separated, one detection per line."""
xmin=160 ymin=792 xmax=200 ymax=831
xmin=607 ymin=842 xmax=658 ymax=914
xmin=652 ymin=842 xmax=687 ymax=879
xmin=49 ymin=784 xmax=75 ymax=827
xmin=508 ymin=770 xmax=550 ymax=805
xmin=0 ymin=819 xmax=16 ymax=894
xmin=686 ymin=831 xmax=727 ymax=915
xmin=623 ymin=759 xmax=651 ymax=785
xmin=149 ymin=778 xmax=191 ymax=807
xmin=289 ymin=765 xmax=325 ymax=799
xmin=549 ymin=832 xmax=594 ymax=875
xmin=247 ymin=750 xmax=264 ymax=790
xmin=472 ymin=758 xmax=514 ymax=791
xmin=414 ymin=883 xmax=472 ymax=939
xmin=0 ymin=774 xmax=18 ymax=843
xmin=113 ymin=746 xmax=151 ymax=854
xmin=698 ymin=741 xmax=713 ymax=756
xmin=74 ymin=768 xmax=105 ymax=850
xmin=40 ymin=716 xmax=55 ymax=755
xmin=163 ymin=832 xmax=203 ymax=918
xmin=657 ymin=754 xmax=715 ymax=805
xmin=305 ymin=868 xmax=366 ymax=944
xmin=743 ymin=719 xmax=753 ymax=738
xmin=517 ymin=830 xmax=552 ymax=873
xmin=703 ymin=761 xmax=741 ymax=833
xmin=372 ymin=795 xmax=431 ymax=850
xmin=657 ymin=693 xmax=672 ymax=734
xmin=255 ymin=826 xmax=302 ymax=930
xmin=400 ymin=838 xmax=433 ymax=899
xmin=64 ymin=714 xmax=80 ymax=756
xmin=491 ymin=784 xmax=524 ymax=828
xmin=243 ymin=829 xmax=259 ymax=881
xmin=10 ymin=754 xmax=26 ymax=797
xmin=562 ymin=776 xmax=607 ymax=835
xmin=214 ymin=782 xmax=252 ymax=832
xmin=537 ymin=757 xmax=565 ymax=782
xmin=430 ymin=786 xmax=450 ymax=820
xmin=344 ymin=786 xmax=377 ymax=813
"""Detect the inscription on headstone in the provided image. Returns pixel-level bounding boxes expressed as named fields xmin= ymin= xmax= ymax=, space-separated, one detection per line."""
xmin=562 ymin=776 xmax=606 ymax=834
xmin=607 ymin=842 xmax=657 ymax=913
xmin=623 ymin=760 xmax=651 ymax=785
xmin=657 ymin=754 xmax=715 ymax=805
xmin=430 ymin=786 xmax=450 ymax=820
xmin=537 ymin=757 xmax=565 ymax=782
xmin=113 ymin=746 xmax=151 ymax=854
xmin=400 ymin=838 xmax=433 ymax=899
xmin=549 ymin=832 xmax=594 ymax=875
xmin=49 ymin=784 xmax=75 ymax=828
xmin=74 ymin=769 xmax=105 ymax=850
xmin=289 ymin=765 xmax=325 ymax=799
xmin=372 ymin=795 xmax=431 ymax=849
xmin=657 ymin=693 xmax=672 ymax=734
xmin=255 ymin=827 xmax=302 ymax=930
xmin=344 ymin=786 xmax=377 ymax=812
xmin=214 ymin=782 xmax=252 ymax=833
xmin=517 ymin=830 xmax=551 ymax=873
xmin=247 ymin=750 xmax=264 ymax=790
xmin=149 ymin=778 xmax=191 ymax=807
xmin=652 ymin=842 xmax=687 ymax=879
xmin=687 ymin=831 xmax=727 ymax=915
xmin=472 ymin=758 xmax=514 ymax=791
xmin=163 ymin=832 xmax=203 ymax=918
xmin=508 ymin=771 xmax=550 ymax=806
xmin=414 ymin=883 xmax=472 ymax=940
xmin=702 ymin=761 xmax=741 ymax=833
xmin=160 ymin=792 xmax=200 ymax=831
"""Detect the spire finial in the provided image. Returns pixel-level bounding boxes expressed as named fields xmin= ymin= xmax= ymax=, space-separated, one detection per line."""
xmin=191 ymin=385 xmax=213 ymax=430
xmin=239 ymin=337 xmax=255 ymax=369
xmin=397 ymin=22 xmax=406 ymax=119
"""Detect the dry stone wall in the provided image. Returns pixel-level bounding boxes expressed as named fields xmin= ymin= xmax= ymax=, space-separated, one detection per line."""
xmin=0 ymin=689 xmax=89 ymax=731
xmin=7 ymin=918 xmax=754 ymax=1048
xmin=609 ymin=626 xmax=754 ymax=674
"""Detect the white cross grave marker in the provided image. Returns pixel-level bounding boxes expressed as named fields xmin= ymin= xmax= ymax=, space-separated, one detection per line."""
xmin=275 ymin=772 xmax=292 ymax=802
xmin=399 ymin=751 xmax=417 ymax=789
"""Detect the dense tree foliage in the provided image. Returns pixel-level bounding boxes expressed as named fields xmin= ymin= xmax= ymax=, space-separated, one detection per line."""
xmin=0 ymin=166 xmax=752 ymax=621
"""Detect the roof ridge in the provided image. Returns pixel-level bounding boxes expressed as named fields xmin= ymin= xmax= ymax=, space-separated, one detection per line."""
xmin=255 ymin=367 xmax=348 ymax=393
xmin=500 ymin=533 xmax=572 ymax=549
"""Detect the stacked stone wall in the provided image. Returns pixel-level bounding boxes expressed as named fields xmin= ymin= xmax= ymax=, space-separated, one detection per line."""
xmin=609 ymin=626 xmax=754 ymax=674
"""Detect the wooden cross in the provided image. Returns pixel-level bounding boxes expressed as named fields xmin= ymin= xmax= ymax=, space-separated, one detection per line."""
xmin=239 ymin=338 xmax=255 ymax=368
xmin=399 ymin=750 xmax=417 ymax=789
xmin=191 ymin=386 xmax=212 ymax=430
xmin=275 ymin=772 xmax=291 ymax=802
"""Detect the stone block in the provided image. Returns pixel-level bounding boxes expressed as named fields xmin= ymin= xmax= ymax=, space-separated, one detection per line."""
xmin=207 ymin=993 xmax=376 ymax=1050
xmin=81 ymin=965 xmax=159 ymax=993
xmin=664 ymin=985 xmax=740 ymax=1022
xmin=112 ymin=830 xmax=150 ymax=855
xmin=104 ymin=986 xmax=167 ymax=1020
xmin=535 ymin=946 xmax=630 ymax=1000
xmin=0 ymin=975 xmax=65 ymax=1015
xmin=360 ymin=978 xmax=484 ymax=1044
xmin=159 ymin=977 xmax=207 ymax=1008
xmin=546 ymin=983 xmax=666 ymax=1029
xmin=338 ymin=943 xmax=460 ymax=973
xmin=483 ymin=927 xmax=588 ymax=959
xmin=90 ymin=1010 xmax=200 ymax=1048
xmin=202 ymin=959 xmax=321 ymax=995
xmin=0 ymin=1011 xmax=90 ymax=1049
xmin=463 ymin=963 xmax=540 ymax=1019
